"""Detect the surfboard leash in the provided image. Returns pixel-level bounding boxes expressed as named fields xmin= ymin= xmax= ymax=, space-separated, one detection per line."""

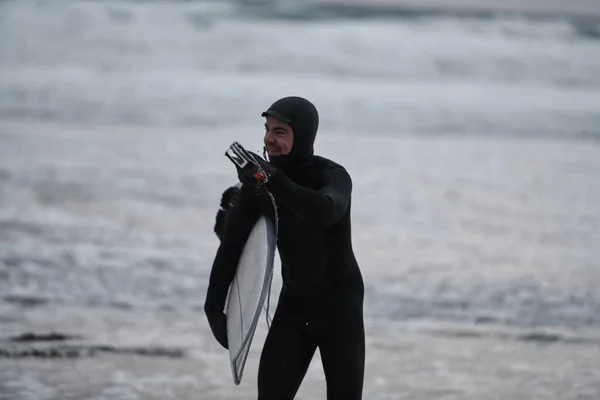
xmin=261 ymin=142 xmax=279 ymax=331
xmin=263 ymin=188 xmax=277 ymax=330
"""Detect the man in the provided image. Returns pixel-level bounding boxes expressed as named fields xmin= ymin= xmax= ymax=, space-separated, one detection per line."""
xmin=205 ymin=96 xmax=365 ymax=399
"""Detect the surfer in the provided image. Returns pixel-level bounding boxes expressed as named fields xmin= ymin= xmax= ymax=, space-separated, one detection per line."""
xmin=205 ymin=96 xmax=365 ymax=399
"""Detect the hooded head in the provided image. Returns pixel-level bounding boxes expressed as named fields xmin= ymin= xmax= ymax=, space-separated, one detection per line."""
xmin=261 ymin=96 xmax=319 ymax=168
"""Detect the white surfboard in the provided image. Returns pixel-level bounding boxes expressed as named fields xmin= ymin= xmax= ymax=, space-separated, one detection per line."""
xmin=225 ymin=214 xmax=276 ymax=385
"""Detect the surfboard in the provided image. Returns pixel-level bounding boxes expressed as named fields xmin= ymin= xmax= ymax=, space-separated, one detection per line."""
xmin=225 ymin=214 xmax=276 ymax=385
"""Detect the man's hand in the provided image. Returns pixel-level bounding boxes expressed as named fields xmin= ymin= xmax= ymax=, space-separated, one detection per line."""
xmin=214 ymin=185 xmax=241 ymax=241
xmin=225 ymin=142 xmax=276 ymax=188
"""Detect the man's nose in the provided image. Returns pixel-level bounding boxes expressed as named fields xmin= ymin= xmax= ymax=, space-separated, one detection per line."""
xmin=264 ymin=130 xmax=275 ymax=142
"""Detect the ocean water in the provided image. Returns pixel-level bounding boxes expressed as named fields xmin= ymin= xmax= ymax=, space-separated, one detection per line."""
xmin=1 ymin=1 xmax=600 ymax=399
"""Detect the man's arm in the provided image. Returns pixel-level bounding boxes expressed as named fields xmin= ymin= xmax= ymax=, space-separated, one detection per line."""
xmin=204 ymin=186 xmax=259 ymax=348
xmin=267 ymin=167 xmax=352 ymax=228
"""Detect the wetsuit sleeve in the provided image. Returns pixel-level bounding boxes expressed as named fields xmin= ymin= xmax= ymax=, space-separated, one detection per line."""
xmin=267 ymin=167 xmax=351 ymax=228
xmin=204 ymin=187 xmax=260 ymax=317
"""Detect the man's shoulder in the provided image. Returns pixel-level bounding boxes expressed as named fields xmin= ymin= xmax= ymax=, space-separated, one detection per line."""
xmin=310 ymin=155 xmax=352 ymax=185
xmin=312 ymin=155 xmax=347 ymax=173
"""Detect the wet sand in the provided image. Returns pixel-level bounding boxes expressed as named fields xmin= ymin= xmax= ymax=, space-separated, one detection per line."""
xmin=307 ymin=0 xmax=600 ymax=18
xmin=1 ymin=304 xmax=600 ymax=400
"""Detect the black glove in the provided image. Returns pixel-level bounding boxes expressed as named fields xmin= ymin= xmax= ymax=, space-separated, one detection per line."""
xmin=205 ymin=309 xmax=229 ymax=350
xmin=214 ymin=185 xmax=241 ymax=241
xmin=225 ymin=142 xmax=276 ymax=189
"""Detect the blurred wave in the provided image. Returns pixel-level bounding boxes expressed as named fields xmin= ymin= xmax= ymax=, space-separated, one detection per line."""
xmin=1 ymin=123 xmax=599 ymax=331
xmin=236 ymin=0 xmax=600 ymax=26
xmin=1 ymin=0 xmax=599 ymax=139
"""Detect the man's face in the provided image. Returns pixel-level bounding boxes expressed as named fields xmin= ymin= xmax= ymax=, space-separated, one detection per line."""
xmin=264 ymin=115 xmax=294 ymax=157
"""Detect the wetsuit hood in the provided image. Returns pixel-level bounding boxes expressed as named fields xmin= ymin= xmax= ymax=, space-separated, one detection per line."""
xmin=261 ymin=96 xmax=319 ymax=168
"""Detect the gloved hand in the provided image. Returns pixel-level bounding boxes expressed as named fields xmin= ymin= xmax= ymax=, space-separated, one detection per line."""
xmin=205 ymin=309 xmax=229 ymax=350
xmin=225 ymin=142 xmax=276 ymax=188
xmin=214 ymin=185 xmax=241 ymax=241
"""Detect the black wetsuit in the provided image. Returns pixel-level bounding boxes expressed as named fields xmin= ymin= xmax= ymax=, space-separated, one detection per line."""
xmin=205 ymin=97 xmax=365 ymax=400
